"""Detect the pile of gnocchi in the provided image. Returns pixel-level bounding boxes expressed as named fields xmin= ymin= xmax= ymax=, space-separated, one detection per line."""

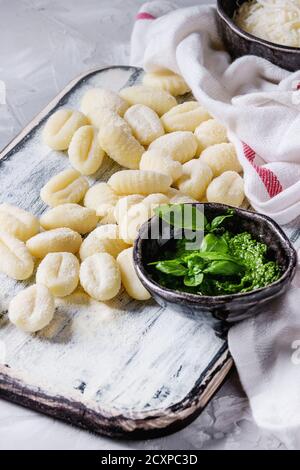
xmin=0 ymin=70 xmax=245 ymax=334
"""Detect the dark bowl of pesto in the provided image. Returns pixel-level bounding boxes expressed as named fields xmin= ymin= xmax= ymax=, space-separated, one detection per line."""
xmin=133 ymin=203 xmax=297 ymax=323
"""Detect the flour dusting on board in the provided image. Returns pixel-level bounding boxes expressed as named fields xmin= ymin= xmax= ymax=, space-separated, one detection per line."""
xmin=0 ymin=67 xmax=226 ymax=415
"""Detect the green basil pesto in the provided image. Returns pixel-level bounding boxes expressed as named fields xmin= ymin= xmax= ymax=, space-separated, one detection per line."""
xmin=151 ymin=205 xmax=281 ymax=296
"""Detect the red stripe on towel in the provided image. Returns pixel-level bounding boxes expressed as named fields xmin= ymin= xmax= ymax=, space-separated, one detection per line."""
xmin=242 ymin=143 xmax=283 ymax=198
xmin=136 ymin=12 xmax=156 ymax=20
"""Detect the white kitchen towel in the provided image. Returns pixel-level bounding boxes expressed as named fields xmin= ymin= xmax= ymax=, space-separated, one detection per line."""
xmin=131 ymin=1 xmax=300 ymax=449
xmin=130 ymin=2 xmax=300 ymax=225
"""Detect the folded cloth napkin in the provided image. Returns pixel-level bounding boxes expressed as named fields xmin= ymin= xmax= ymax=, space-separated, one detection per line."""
xmin=131 ymin=2 xmax=300 ymax=449
xmin=130 ymin=2 xmax=300 ymax=225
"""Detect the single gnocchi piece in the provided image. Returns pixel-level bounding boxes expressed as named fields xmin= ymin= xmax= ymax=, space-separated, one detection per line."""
xmin=149 ymin=131 xmax=198 ymax=163
xmin=68 ymin=125 xmax=105 ymax=175
xmin=36 ymin=252 xmax=80 ymax=297
xmin=108 ymin=170 xmax=172 ymax=196
xmin=161 ymin=101 xmax=211 ymax=133
xmin=176 ymin=160 xmax=213 ymax=200
xmin=8 ymin=284 xmax=55 ymax=333
xmin=79 ymin=224 xmax=129 ymax=261
xmin=139 ymin=150 xmax=182 ymax=183
xmin=117 ymin=247 xmax=151 ymax=300
xmin=142 ymin=70 xmax=190 ymax=96
xmin=194 ymin=119 xmax=228 ymax=153
xmin=40 ymin=204 xmax=98 ymax=234
xmin=119 ymin=85 xmax=177 ymax=116
xmin=80 ymin=88 xmax=129 ymax=117
xmin=83 ymin=182 xmax=119 ymax=217
xmin=42 ymin=109 xmax=89 ymax=151
xmin=124 ymin=104 xmax=164 ymax=146
xmin=26 ymin=228 xmax=82 ymax=258
xmin=80 ymin=252 xmax=121 ymax=301
xmin=113 ymin=195 xmax=144 ymax=224
xmin=0 ymin=231 xmax=34 ymax=280
xmin=200 ymin=143 xmax=242 ymax=177
xmin=206 ymin=171 xmax=245 ymax=207
xmin=0 ymin=203 xmax=39 ymax=241
xmin=40 ymin=168 xmax=89 ymax=207
xmin=98 ymin=112 xmax=144 ymax=169
xmin=165 ymin=188 xmax=197 ymax=204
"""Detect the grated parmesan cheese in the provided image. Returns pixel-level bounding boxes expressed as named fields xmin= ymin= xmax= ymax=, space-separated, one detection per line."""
xmin=234 ymin=0 xmax=300 ymax=47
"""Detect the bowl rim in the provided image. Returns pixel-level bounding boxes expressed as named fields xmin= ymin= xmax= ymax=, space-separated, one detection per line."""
xmin=133 ymin=203 xmax=298 ymax=304
xmin=216 ymin=0 xmax=300 ymax=54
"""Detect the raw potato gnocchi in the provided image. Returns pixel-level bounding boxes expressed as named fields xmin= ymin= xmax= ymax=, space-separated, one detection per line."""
xmin=200 ymin=143 xmax=242 ymax=177
xmin=80 ymin=252 xmax=121 ymax=301
xmin=26 ymin=228 xmax=82 ymax=258
xmin=43 ymin=109 xmax=89 ymax=151
xmin=0 ymin=203 xmax=39 ymax=241
xmin=149 ymin=131 xmax=198 ymax=163
xmin=8 ymin=284 xmax=55 ymax=333
xmin=139 ymin=150 xmax=182 ymax=183
xmin=79 ymin=224 xmax=129 ymax=261
xmin=108 ymin=170 xmax=172 ymax=196
xmin=124 ymin=104 xmax=164 ymax=146
xmin=119 ymin=85 xmax=177 ymax=116
xmin=142 ymin=71 xmax=190 ymax=96
xmin=40 ymin=204 xmax=98 ymax=234
xmin=117 ymin=247 xmax=151 ymax=300
xmin=165 ymin=188 xmax=197 ymax=204
xmin=36 ymin=252 xmax=80 ymax=297
xmin=83 ymin=182 xmax=119 ymax=217
xmin=40 ymin=168 xmax=89 ymax=207
xmin=194 ymin=119 xmax=228 ymax=153
xmin=68 ymin=125 xmax=105 ymax=175
xmin=113 ymin=195 xmax=144 ymax=224
xmin=98 ymin=112 xmax=144 ymax=169
xmin=80 ymin=88 xmax=129 ymax=117
xmin=0 ymin=231 xmax=34 ymax=280
xmin=161 ymin=101 xmax=211 ymax=133
xmin=206 ymin=171 xmax=245 ymax=207
xmin=176 ymin=160 xmax=213 ymax=200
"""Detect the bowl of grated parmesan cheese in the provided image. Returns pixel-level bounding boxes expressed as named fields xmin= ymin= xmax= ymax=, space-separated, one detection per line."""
xmin=217 ymin=0 xmax=300 ymax=71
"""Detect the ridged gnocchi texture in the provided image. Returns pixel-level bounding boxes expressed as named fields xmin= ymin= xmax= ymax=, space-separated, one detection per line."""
xmin=43 ymin=109 xmax=89 ymax=151
xmin=200 ymin=143 xmax=242 ymax=177
xmin=0 ymin=231 xmax=34 ymax=280
xmin=68 ymin=125 xmax=105 ymax=175
xmin=161 ymin=101 xmax=211 ymax=133
xmin=176 ymin=160 xmax=213 ymax=200
xmin=40 ymin=168 xmax=89 ymax=207
xmin=80 ymin=252 xmax=121 ymax=301
xmin=194 ymin=119 xmax=228 ymax=153
xmin=0 ymin=203 xmax=39 ymax=241
xmin=83 ymin=182 xmax=119 ymax=217
xmin=142 ymin=71 xmax=190 ymax=96
xmin=36 ymin=252 xmax=80 ymax=297
xmin=80 ymin=88 xmax=129 ymax=118
xmin=40 ymin=204 xmax=98 ymax=234
xmin=9 ymin=284 xmax=55 ymax=333
xmin=27 ymin=228 xmax=82 ymax=258
xmin=149 ymin=131 xmax=198 ymax=163
xmin=98 ymin=112 xmax=144 ymax=169
xmin=206 ymin=171 xmax=245 ymax=207
xmin=108 ymin=170 xmax=172 ymax=196
xmin=113 ymin=195 xmax=144 ymax=224
xmin=124 ymin=104 xmax=164 ymax=146
xmin=117 ymin=247 xmax=151 ymax=300
xmin=139 ymin=150 xmax=182 ymax=183
xmin=79 ymin=224 xmax=129 ymax=261
xmin=119 ymin=85 xmax=177 ymax=116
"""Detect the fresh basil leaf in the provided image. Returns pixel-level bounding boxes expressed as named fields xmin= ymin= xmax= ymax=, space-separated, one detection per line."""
xmin=154 ymin=204 xmax=206 ymax=231
xmin=200 ymin=233 xmax=228 ymax=253
xmin=193 ymin=251 xmax=244 ymax=264
xmin=154 ymin=260 xmax=188 ymax=276
xmin=204 ymin=260 xmax=244 ymax=276
xmin=210 ymin=209 xmax=234 ymax=232
xmin=184 ymin=272 xmax=204 ymax=287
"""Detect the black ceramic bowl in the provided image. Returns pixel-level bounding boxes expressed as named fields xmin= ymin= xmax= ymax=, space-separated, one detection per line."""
xmin=217 ymin=0 xmax=300 ymax=71
xmin=133 ymin=203 xmax=297 ymax=323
